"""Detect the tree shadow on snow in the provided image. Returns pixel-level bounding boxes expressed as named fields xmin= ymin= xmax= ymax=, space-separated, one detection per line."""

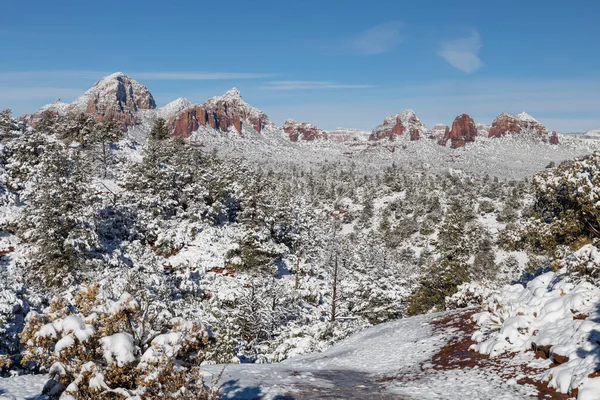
xmin=219 ymin=369 xmax=409 ymax=400
xmin=575 ymin=300 xmax=600 ymax=377
xmin=219 ymin=379 xmax=272 ymax=399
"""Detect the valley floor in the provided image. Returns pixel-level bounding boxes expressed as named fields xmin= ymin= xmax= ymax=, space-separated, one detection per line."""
xmin=0 ymin=309 xmax=570 ymax=400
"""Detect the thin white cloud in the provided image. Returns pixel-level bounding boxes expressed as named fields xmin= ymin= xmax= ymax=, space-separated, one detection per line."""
xmin=351 ymin=22 xmax=403 ymax=55
xmin=438 ymin=30 xmax=483 ymax=73
xmin=132 ymin=72 xmax=276 ymax=80
xmin=330 ymin=22 xmax=403 ymax=55
xmin=260 ymin=81 xmax=374 ymax=90
xmin=0 ymin=70 xmax=275 ymax=82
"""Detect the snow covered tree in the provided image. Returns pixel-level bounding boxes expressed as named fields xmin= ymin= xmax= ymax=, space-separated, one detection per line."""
xmin=20 ymin=144 xmax=99 ymax=288
xmin=150 ymin=118 xmax=170 ymax=141
xmin=3 ymin=131 xmax=49 ymax=190
xmin=521 ymin=152 xmax=600 ymax=253
xmin=34 ymin=110 xmax=59 ymax=135
xmin=123 ymin=137 xmax=203 ymax=219
xmin=56 ymin=113 xmax=97 ymax=146
xmin=435 ymin=200 xmax=474 ymax=263
xmin=406 ymin=259 xmax=470 ymax=315
xmin=0 ymin=109 xmax=14 ymax=137
xmin=91 ymin=117 xmax=123 ymax=178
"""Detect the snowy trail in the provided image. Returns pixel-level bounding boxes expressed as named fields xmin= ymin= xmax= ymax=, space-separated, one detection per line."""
xmin=0 ymin=310 xmax=552 ymax=399
xmin=203 ymin=311 xmax=540 ymax=400
xmin=0 ymin=374 xmax=46 ymax=400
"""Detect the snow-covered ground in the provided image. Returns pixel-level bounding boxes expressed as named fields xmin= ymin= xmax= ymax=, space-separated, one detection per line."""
xmin=0 ymin=309 xmax=549 ymax=400
xmin=201 ymin=311 xmax=543 ymax=399
xmin=471 ymin=245 xmax=600 ymax=399
xmin=0 ymin=374 xmax=46 ymax=400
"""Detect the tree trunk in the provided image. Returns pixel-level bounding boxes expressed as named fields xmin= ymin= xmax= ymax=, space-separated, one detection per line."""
xmin=294 ymin=239 xmax=301 ymax=290
xmin=330 ymin=253 xmax=338 ymax=323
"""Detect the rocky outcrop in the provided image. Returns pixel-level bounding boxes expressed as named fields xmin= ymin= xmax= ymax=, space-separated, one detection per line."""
xmin=428 ymin=124 xmax=447 ymax=141
xmin=369 ymin=110 xmax=427 ymax=141
xmin=22 ymin=99 xmax=70 ymax=125
xmin=327 ymin=128 xmax=371 ymax=142
xmin=488 ymin=112 xmax=555 ymax=144
xmin=282 ymin=120 xmax=327 ymax=142
xmin=167 ymin=88 xmax=273 ymax=137
xmin=438 ymin=114 xmax=477 ymax=148
xmin=169 ymin=105 xmax=207 ymax=137
xmin=26 ymin=73 xmax=156 ymax=129
xmin=68 ymin=72 xmax=156 ymax=127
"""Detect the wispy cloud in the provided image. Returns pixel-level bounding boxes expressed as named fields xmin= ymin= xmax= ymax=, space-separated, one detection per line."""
xmin=350 ymin=22 xmax=403 ymax=55
xmin=437 ymin=30 xmax=483 ymax=73
xmin=131 ymin=72 xmax=276 ymax=80
xmin=260 ymin=81 xmax=374 ymax=91
xmin=326 ymin=22 xmax=403 ymax=55
xmin=0 ymin=70 xmax=275 ymax=82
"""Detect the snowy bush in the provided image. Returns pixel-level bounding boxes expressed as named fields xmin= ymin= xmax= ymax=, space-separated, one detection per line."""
xmin=406 ymin=260 xmax=470 ymax=315
xmin=470 ymin=245 xmax=600 ymax=397
xmin=516 ymin=152 xmax=600 ymax=254
xmin=562 ymin=244 xmax=600 ymax=285
xmin=445 ymin=281 xmax=493 ymax=310
xmin=20 ymin=285 xmax=219 ymax=399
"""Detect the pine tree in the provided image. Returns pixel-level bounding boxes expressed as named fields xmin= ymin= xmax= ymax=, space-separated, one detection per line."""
xmin=34 ymin=110 xmax=58 ymax=135
xmin=150 ymin=118 xmax=170 ymax=141
xmin=21 ymin=144 xmax=98 ymax=288
xmin=56 ymin=113 xmax=97 ymax=146
xmin=0 ymin=109 xmax=13 ymax=137
xmin=91 ymin=118 xmax=123 ymax=177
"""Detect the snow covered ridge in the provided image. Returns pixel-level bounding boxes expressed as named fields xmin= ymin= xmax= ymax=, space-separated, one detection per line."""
xmin=582 ymin=129 xmax=600 ymax=139
xmin=23 ymin=72 xmax=572 ymax=146
xmin=470 ymin=244 xmax=600 ymax=399
xmin=369 ymin=109 xmax=429 ymax=141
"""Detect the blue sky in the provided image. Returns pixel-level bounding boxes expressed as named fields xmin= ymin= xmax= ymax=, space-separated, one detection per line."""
xmin=1 ymin=0 xmax=599 ymax=131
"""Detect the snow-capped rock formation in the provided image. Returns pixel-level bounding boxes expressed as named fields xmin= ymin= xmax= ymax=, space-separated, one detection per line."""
xmin=22 ymin=99 xmax=70 ymax=125
xmin=438 ymin=114 xmax=478 ymax=148
xmin=23 ymin=73 xmax=569 ymax=149
xmin=475 ymin=123 xmax=491 ymax=138
xmin=327 ymin=128 xmax=370 ymax=142
xmin=488 ymin=112 xmax=557 ymax=144
xmin=26 ymin=73 xmax=156 ymax=128
xmin=68 ymin=72 xmax=156 ymax=126
xmin=167 ymin=88 xmax=274 ymax=137
xmin=369 ymin=110 xmax=428 ymax=141
xmin=282 ymin=119 xmax=327 ymax=142
xmin=429 ymin=124 xmax=447 ymax=139
xmin=582 ymin=129 xmax=600 ymax=139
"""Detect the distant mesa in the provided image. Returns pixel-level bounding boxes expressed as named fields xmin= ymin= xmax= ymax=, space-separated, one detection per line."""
xmin=582 ymin=129 xmax=600 ymax=139
xmin=168 ymin=87 xmax=273 ymax=137
xmin=369 ymin=110 xmax=427 ymax=141
xmin=489 ymin=112 xmax=558 ymax=144
xmin=283 ymin=119 xmax=327 ymax=142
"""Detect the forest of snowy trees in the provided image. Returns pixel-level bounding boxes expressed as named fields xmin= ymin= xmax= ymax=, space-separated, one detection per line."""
xmin=1 ymin=109 xmax=598 ymax=398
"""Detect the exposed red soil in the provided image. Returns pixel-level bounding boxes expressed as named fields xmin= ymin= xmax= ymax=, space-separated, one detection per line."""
xmin=429 ymin=309 xmax=572 ymax=399
xmin=0 ymin=246 xmax=15 ymax=257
